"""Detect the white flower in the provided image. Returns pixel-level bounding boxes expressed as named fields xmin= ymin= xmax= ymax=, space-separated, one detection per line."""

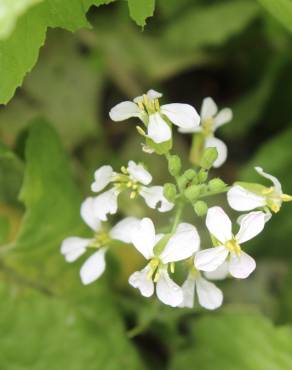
xmin=180 ymin=97 xmax=232 ymax=168
xmin=179 ymin=269 xmax=223 ymax=310
xmin=128 ymin=218 xmax=200 ymax=307
xmin=61 ymin=197 xmax=140 ymax=285
xmin=109 ymin=89 xmax=200 ymax=144
xmin=227 ymin=166 xmax=292 ymax=214
xmin=91 ymin=161 xmax=174 ymax=220
xmin=195 ymin=206 xmax=265 ymax=279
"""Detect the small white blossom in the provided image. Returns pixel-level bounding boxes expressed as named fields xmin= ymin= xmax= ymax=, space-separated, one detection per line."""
xmin=129 ymin=218 xmax=200 ymax=307
xmin=195 ymin=207 xmax=265 ymax=279
xmin=180 ymin=97 xmax=232 ymax=168
xmin=91 ymin=161 xmax=174 ymax=220
xmin=228 ymin=166 xmax=292 ymax=214
xmin=61 ymin=197 xmax=140 ymax=285
xmin=109 ymin=89 xmax=200 ymax=144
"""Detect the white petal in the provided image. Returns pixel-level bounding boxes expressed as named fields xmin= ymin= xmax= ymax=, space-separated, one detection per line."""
xmin=214 ymin=108 xmax=233 ymax=129
xmin=148 ymin=112 xmax=172 ymax=143
xmin=179 ymin=273 xmax=195 ymax=308
xmin=92 ymin=189 xmax=119 ymax=221
xmin=91 ymin=165 xmax=115 ymax=192
xmin=255 ymin=166 xmax=282 ymax=193
xmin=80 ymin=197 xmax=102 ymax=231
xmin=204 ymin=262 xmax=229 ymax=280
xmin=61 ymin=237 xmax=91 ymax=262
xmin=160 ymin=223 xmax=200 ymax=263
xmin=206 ymin=206 xmax=232 ymax=244
xmin=147 ymin=89 xmax=162 ymax=100
xmin=195 ymin=246 xmax=229 ymax=272
xmin=128 ymin=266 xmax=155 ymax=297
xmin=127 ymin=160 xmax=152 ymax=185
xmin=200 ymin=97 xmax=218 ymax=121
xmin=205 ymin=136 xmax=227 ymax=168
xmin=131 ymin=218 xmax=156 ymax=259
xmin=228 ymin=251 xmax=256 ymax=279
xmin=196 ymin=276 xmax=223 ymax=310
xmin=109 ymin=101 xmax=141 ymax=121
xmin=161 ymin=103 xmax=200 ymax=129
xmin=178 ymin=125 xmax=202 ymax=134
xmin=236 ymin=211 xmax=265 ymax=244
xmin=140 ymin=186 xmax=174 ymax=213
xmin=109 ymin=217 xmax=140 ymax=243
xmin=80 ymin=248 xmax=107 ymax=285
xmin=156 ymin=269 xmax=183 ymax=307
xmin=227 ymin=185 xmax=266 ymax=211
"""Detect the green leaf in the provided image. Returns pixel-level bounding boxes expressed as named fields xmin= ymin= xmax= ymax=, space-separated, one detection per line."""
xmin=13 ymin=119 xmax=82 ymax=251
xmin=163 ymin=0 xmax=259 ymax=51
xmin=0 ymin=281 xmax=144 ymax=370
xmin=170 ymin=312 xmax=292 ymax=370
xmin=257 ymin=0 xmax=292 ymax=33
xmin=128 ymin=0 xmax=155 ymax=27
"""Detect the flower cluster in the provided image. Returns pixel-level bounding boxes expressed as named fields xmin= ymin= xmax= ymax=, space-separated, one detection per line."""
xmin=61 ymin=89 xmax=291 ymax=310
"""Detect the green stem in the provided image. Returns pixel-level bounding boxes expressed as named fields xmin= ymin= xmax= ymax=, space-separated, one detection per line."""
xmin=199 ymin=186 xmax=231 ymax=199
xmin=171 ymin=198 xmax=185 ymax=233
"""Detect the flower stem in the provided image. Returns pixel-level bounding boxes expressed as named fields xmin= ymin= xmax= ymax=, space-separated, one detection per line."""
xmin=171 ymin=198 xmax=185 ymax=233
xmin=199 ymin=186 xmax=231 ymax=199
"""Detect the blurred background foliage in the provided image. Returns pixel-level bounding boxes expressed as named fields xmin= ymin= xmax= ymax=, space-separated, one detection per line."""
xmin=1 ymin=0 xmax=292 ymax=369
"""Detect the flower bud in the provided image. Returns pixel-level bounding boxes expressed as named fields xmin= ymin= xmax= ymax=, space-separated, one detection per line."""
xmin=193 ymin=200 xmax=208 ymax=216
xmin=208 ymin=178 xmax=226 ymax=192
xmin=198 ymin=168 xmax=208 ymax=183
xmin=200 ymin=147 xmax=218 ymax=170
xmin=163 ymin=183 xmax=177 ymax=202
xmin=183 ymin=169 xmax=197 ymax=181
xmin=177 ymin=175 xmax=188 ymax=191
xmin=184 ymin=184 xmax=203 ymax=201
xmin=168 ymin=155 xmax=181 ymax=176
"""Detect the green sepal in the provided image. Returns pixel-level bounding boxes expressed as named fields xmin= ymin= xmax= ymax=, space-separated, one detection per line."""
xmin=163 ymin=183 xmax=177 ymax=202
xmin=200 ymin=147 xmax=218 ymax=170
xmin=235 ymin=181 xmax=266 ymax=194
xmin=146 ymin=137 xmax=173 ymax=155
xmin=193 ymin=200 xmax=208 ymax=217
xmin=208 ymin=178 xmax=227 ymax=192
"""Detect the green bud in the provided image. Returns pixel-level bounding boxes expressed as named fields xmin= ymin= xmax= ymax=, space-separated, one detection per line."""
xmin=183 ymin=169 xmax=197 ymax=181
xmin=200 ymin=147 xmax=218 ymax=170
xmin=168 ymin=155 xmax=181 ymax=176
xmin=177 ymin=175 xmax=189 ymax=191
xmin=193 ymin=200 xmax=208 ymax=217
xmin=198 ymin=168 xmax=208 ymax=183
xmin=163 ymin=183 xmax=177 ymax=202
xmin=184 ymin=184 xmax=203 ymax=201
xmin=208 ymin=178 xmax=226 ymax=192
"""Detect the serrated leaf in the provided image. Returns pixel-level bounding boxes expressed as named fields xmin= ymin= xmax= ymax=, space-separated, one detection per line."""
xmin=128 ymin=0 xmax=155 ymax=27
xmin=257 ymin=0 xmax=292 ymax=33
xmin=170 ymin=312 xmax=292 ymax=370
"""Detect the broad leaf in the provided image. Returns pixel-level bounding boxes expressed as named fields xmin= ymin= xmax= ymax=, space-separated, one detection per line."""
xmin=128 ymin=0 xmax=155 ymax=27
xmin=258 ymin=0 xmax=292 ymax=33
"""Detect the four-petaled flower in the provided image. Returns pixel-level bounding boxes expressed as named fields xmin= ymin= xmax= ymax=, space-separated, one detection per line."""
xmin=129 ymin=218 xmax=200 ymax=307
xmin=91 ymin=160 xmax=174 ymax=221
xmin=179 ymin=97 xmax=232 ymax=168
xmin=195 ymin=206 xmax=265 ymax=279
xmin=109 ymin=89 xmax=200 ymax=144
xmin=228 ymin=166 xmax=292 ymax=214
xmin=61 ymin=197 xmax=140 ymax=285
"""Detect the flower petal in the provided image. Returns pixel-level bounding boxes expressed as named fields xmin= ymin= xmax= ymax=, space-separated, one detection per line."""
xmin=214 ymin=108 xmax=233 ymax=129
xmin=206 ymin=206 xmax=232 ymax=244
xmin=156 ymin=269 xmax=183 ymax=307
xmin=255 ymin=166 xmax=282 ymax=193
xmin=228 ymin=251 xmax=256 ymax=279
xmin=127 ymin=160 xmax=152 ymax=185
xmin=161 ymin=103 xmax=200 ymax=129
xmin=205 ymin=136 xmax=227 ymax=168
xmin=196 ymin=276 xmax=223 ymax=310
xmin=133 ymin=89 xmax=162 ymax=104
xmin=179 ymin=273 xmax=195 ymax=308
xmin=160 ymin=223 xmax=200 ymax=263
xmin=227 ymin=185 xmax=266 ymax=211
xmin=140 ymin=186 xmax=174 ymax=213
xmin=91 ymin=165 xmax=115 ymax=192
xmin=131 ymin=218 xmax=156 ymax=259
xmin=61 ymin=237 xmax=91 ymax=262
xmin=110 ymin=217 xmax=140 ymax=243
xmin=200 ymin=97 xmax=218 ymax=121
xmin=80 ymin=197 xmax=102 ymax=231
xmin=195 ymin=246 xmax=229 ymax=272
xmin=128 ymin=266 xmax=154 ymax=297
xmin=204 ymin=262 xmax=229 ymax=280
xmin=236 ymin=211 xmax=265 ymax=244
xmin=109 ymin=101 xmax=141 ymax=121
xmin=92 ymin=189 xmax=119 ymax=221
xmin=147 ymin=112 xmax=172 ymax=143
xmin=80 ymin=248 xmax=107 ymax=285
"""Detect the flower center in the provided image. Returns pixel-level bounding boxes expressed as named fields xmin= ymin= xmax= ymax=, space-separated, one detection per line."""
xmin=202 ymin=118 xmax=214 ymax=136
xmin=90 ymin=231 xmax=111 ymax=249
xmin=137 ymin=95 xmax=160 ymax=115
xmin=225 ymin=239 xmax=241 ymax=256
xmin=147 ymin=258 xmax=161 ymax=282
xmin=113 ymin=167 xmax=142 ymax=199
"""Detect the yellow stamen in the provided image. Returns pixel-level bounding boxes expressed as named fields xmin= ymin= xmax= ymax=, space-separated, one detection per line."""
xmin=121 ymin=166 xmax=127 ymax=174
xmin=225 ymin=240 xmax=241 ymax=256
xmin=281 ymin=194 xmax=292 ymax=202
xmin=170 ymin=262 xmax=175 ymax=274
xmin=270 ymin=203 xmax=280 ymax=213
xmin=262 ymin=186 xmax=274 ymax=195
xmin=136 ymin=126 xmax=146 ymax=136
xmin=130 ymin=191 xmax=137 ymax=199
xmin=153 ymin=271 xmax=160 ymax=283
